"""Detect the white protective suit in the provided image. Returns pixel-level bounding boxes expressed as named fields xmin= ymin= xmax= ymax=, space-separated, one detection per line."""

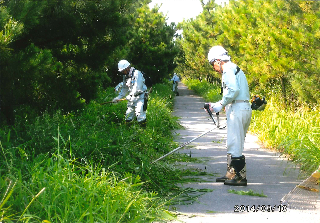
xmin=171 ymin=74 xmax=180 ymax=92
xmin=114 ymin=82 xmax=123 ymax=92
xmin=218 ymin=61 xmax=252 ymax=157
xmin=114 ymin=67 xmax=148 ymax=122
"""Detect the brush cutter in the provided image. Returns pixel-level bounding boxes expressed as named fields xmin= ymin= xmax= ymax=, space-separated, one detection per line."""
xmin=101 ymin=88 xmax=153 ymax=105
xmin=203 ymin=103 xmax=227 ymax=129
xmin=100 ymin=98 xmax=127 ymax=105
xmin=151 ymin=104 xmax=226 ymax=164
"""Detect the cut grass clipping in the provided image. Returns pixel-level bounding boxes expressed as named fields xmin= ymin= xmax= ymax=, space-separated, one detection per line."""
xmin=228 ymin=189 xmax=267 ymax=197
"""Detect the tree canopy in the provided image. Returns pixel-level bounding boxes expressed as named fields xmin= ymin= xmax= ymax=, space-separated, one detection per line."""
xmin=2 ymin=0 xmax=320 ymax=125
xmin=0 ymin=0 xmax=179 ymax=125
xmin=176 ymin=0 xmax=320 ymax=109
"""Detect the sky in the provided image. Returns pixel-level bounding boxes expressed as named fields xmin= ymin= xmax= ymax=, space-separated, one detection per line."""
xmin=148 ymin=0 xmax=228 ymax=24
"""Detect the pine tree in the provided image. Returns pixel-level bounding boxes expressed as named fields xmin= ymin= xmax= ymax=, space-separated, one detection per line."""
xmin=176 ymin=0 xmax=320 ymax=108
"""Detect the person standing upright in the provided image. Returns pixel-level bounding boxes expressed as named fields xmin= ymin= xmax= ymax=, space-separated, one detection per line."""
xmin=206 ymin=46 xmax=252 ymax=186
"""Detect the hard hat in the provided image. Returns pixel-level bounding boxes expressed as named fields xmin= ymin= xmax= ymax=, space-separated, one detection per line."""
xmin=118 ymin=60 xmax=130 ymax=72
xmin=208 ymin=46 xmax=231 ymax=63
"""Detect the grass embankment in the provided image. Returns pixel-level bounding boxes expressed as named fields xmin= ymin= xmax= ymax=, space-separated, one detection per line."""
xmin=0 ymin=82 xmax=197 ymax=222
xmin=184 ymin=78 xmax=320 ymax=173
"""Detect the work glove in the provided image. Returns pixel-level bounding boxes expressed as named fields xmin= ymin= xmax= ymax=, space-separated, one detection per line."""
xmin=204 ymin=103 xmax=211 ymax=111
xmin=126 ymin=94 xmax=133 ymax=101
xmin=211 ymin=101 xmax=223 ymax=113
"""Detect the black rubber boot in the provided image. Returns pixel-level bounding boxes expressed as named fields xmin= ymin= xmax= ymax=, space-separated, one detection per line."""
xmin=224 ymin=155 xmax=247 ymax=186
xmin=216 ymin=154 xmax=235 ymax=182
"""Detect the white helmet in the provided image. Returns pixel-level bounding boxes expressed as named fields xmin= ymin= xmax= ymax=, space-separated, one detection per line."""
xmin=118 ymin=60 xmax=130 ymax=72
xmin=208 ymin=46 xmax=231 ymax=63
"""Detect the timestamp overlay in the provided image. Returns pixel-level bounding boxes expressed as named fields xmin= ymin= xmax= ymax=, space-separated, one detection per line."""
xmin=234 ymin=204 xmax=287 ymax=213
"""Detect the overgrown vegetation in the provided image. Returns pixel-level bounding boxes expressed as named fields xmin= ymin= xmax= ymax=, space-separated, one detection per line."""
xmin=0 ymin=154 xmax=175 ymax=222
xmin=0 ymin=83 xmax=206 ymax=222
xmin=250 ymin=99 xmax=320 ymax=173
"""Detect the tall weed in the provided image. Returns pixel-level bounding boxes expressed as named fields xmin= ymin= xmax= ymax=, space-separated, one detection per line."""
xmin=250 ymin=98 xmax=320 ymax=172
xmin=0 ymin=83 xmax=186 ymax=222
xmin=1 ymin=153 xmax=174 ymax=222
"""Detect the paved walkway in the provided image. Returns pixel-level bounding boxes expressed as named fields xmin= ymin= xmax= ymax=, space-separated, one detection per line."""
xmin=169 ymin=83 xmax=320 ymax=222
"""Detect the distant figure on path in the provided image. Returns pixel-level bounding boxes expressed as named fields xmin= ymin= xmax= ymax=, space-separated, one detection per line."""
xmin=171 ymin=73 xmax=180 ymax=96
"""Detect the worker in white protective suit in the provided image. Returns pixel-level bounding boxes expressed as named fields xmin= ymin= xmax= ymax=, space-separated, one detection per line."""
xmin=206 ymin=46 xmax=252 ymax=186
xmin=171 ymin=73 xmax=180 ymax=96
xmin=112 ymin=60 xmax=148 ymax=127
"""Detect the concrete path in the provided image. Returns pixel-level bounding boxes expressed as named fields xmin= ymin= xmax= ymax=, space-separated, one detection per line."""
xmin=169 ymin=83 xmax=320 ymax=222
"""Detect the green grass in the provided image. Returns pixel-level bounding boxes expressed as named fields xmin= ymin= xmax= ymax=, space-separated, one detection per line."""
xmin=0 ymin=83 xmax=189 ymax=222
xmin=250 ymin=98 xmax=320 ymax=173
xmin=228 ymin=189 xmax=267 ymax=197
xmin=1 ymin=151 xmax=175 ymax=222
xmin=0 ymin=81 xmax=218 ymax=222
